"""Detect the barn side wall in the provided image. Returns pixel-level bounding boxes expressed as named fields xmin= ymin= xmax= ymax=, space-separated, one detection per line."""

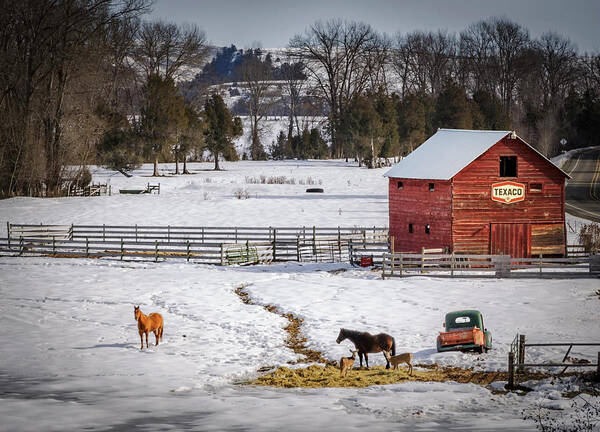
xmin=388 ymin=178 xmax=452 ymax=253
xmin=451 ymin=136 xmax=566 ymax=256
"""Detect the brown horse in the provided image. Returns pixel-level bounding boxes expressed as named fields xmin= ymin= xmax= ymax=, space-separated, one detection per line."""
xmin=336 ymin=328 xmax=395 ymax=369
xmin=134 ymin=305 xmax=164 ymax=349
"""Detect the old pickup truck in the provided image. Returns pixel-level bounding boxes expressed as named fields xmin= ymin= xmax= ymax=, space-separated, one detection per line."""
xmin=436 ymin=310 xmax=492 ymax=353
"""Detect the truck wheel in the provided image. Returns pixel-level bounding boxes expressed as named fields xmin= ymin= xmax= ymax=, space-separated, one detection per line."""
xmin=477 ymin=345 xmax=484 ymax=354
xmin=436 ymin=338 xmax=442 ymax=352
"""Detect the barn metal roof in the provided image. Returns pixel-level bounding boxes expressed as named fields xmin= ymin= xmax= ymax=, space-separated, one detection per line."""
xmin=384 ymin=129 xmax=569 ymax=180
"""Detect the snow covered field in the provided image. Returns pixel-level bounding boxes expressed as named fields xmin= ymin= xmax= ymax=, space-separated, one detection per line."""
xmin=1 ymin=160 xmax=598 ymax=431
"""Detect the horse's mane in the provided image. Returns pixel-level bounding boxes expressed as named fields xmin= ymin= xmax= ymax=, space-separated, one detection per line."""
xmin=341 ymin=329 xmax=370 ymax=339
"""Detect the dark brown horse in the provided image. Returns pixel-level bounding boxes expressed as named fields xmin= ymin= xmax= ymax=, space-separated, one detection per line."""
xmin=336 ymin=328 xmax=395 ymax=369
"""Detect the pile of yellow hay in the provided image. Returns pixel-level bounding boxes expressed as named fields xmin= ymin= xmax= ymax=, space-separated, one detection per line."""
xmin=249 ymin=364 xmax=512 ymax=388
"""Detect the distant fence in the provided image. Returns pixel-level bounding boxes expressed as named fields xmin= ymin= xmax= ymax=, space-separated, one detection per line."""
xmin=2 ymin=223 xmax=388 ymax=265
xmin=382 ymin=252 xmax=600 ymax=278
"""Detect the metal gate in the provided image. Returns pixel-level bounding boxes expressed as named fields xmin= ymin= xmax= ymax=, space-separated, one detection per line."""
xmin=490 ymin=223 xmax=530 ymax=258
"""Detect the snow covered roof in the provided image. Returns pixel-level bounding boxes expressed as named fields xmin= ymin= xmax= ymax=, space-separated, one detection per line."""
xmin=384 ymin=129 xmax=569 ymax=180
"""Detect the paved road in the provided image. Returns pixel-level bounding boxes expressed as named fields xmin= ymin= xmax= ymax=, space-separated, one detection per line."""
xmin=562 ymin=147 xmax=600 ymax=222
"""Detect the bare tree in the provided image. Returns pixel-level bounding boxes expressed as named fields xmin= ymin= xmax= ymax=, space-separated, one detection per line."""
xmin=281 ymin=58 xmax=306 ymax=143
xmin=134 ymin=21 xmax=209 ymax=81
xmin=241 ymin=57 xmax=271 ymax=160
xmin=460 ymin=17 xmax=530 ymax=113
xmin=534 ymin=32 xmax=579 ymax=107
xmin=393 ymin=30 xmax=456 ymax=97
xmin=289 ymin=19 xmax=384 ymax=157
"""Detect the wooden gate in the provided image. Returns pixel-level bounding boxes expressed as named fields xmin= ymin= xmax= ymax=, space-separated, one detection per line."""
xmin=490 ymin=223 xmax=530 ymax=258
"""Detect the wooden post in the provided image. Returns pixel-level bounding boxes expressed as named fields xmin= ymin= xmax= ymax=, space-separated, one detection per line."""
xmin=390 ymin=236 xmax=395 ymax=254
xmin=168 ymin=225 xmax=171 ymax=243
xmin=52 ymin=237 xmax=56 ymax=256
xmin=518 ymin=334 xmax=526 ymax=373
xmin=338 ymin=227 xmax=342 ymax=260
xmin=421 ymin=247 xmax=425 ymax=273
xmin=296 ymin=236 xmax=300 ymax=262
xmin=220 ymin=243 xmax=225 ymax=266
xmin=186 ymin=240 xmax=190 ymax=262
xmin=390 ymin=255 xmax=394 ymax=277
xmin=103 ymin=224 xmax=105 ymax=242
xmin=399 ymin=253 xmax=403 ymax=277
xmin=86 ymin=237 xmax=89 ymax=258
xmin=135 ymin=224 xmax=138 ymax=242
xmin=7 ymin=222 xmax=10 ymax=250
xmin=154 ymin=240 xmax=158 ymax=262
xmin=19 ymin=235 xmax=23 ymax=256
xmin=597 ymin=352 xmax=599 ymax=376
xmin=539 ymin=253 xmax=542 ymax=275
xmin=451 ymin=252 xmax=455 ymax=276
xmin=508 ymin=352 xmax=515 ymax=389
xmin=70 ymin=224 xmax=73 ymax=240
xmin=382 ymin=254 xmax=386 ymax=280
xmin=273 ymin=228 xmax=277 ymax=261
xmin=312 ymin=226 xmax=316 ymax=255
xmin=202 ymin=227 xmax=205 ymax=243
xmin=120 ymin=238 xmax=124 ymax=261
xmin=235 ymin=227 xmax=238 ymax=243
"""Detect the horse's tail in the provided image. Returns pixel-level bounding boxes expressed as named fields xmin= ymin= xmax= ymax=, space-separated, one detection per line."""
xmin=391 ymin=337 xmax=396 ymax=357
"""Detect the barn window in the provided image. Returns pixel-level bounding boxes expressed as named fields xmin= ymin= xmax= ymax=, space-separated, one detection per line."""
xmin=425 ymin=224 xmax=430 ymax=234
xmin=429 ymin=183 xmax=435 ymax=192
xmin=397 ymin=181 xmax=403 ymax=189
xmin=499 ymin=156 xmax=517 ymax=177
xmin=408 ymin=223 xmax=413 ymax=233
xmin=530 ymin=183 xmax=542 ymax=192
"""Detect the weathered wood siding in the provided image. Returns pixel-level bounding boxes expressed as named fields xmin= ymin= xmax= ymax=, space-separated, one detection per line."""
xmin=452 ymin=136 xmax=566 ymax=256
xmin=388 ymin=178 xmax=452 ymax=252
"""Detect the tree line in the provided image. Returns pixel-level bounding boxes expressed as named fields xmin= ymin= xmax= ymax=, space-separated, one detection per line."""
xmin=1 ymin=3 xmax=599 ymax=198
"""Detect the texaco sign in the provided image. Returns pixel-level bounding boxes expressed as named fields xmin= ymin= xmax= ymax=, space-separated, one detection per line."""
xmin=491 ymin=181 xmax=525 ymax=204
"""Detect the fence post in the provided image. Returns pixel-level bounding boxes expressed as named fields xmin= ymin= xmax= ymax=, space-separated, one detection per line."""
xmin=273 ymin=228 xmax=277 ymax=261
xmin=19 ymin=235 xmax=23 ymax=256
xmin=382 ymin=254 xmax=387 ymax=279
xmin=86 ymin=237 xmax=89 ymax=258
xmin=202 ymin=227 xmax=205 ymax=243
xmin=7 ymin=222 xmax=10 ymax=250
xmin=135 ymin=224 xmax=138 ymax=242
xmin=120 ymin=238 xmax=124 ymax=261
xmin=103 ymin=224 xmax=105 ymax=242
xmin=590 ymin=254 xmax=600 ymax=275
xmin=390 ymin=254 xmax=394 ymax=277
xmin=312 ymin=226 xmax=316 ymax=255
xmin=296 ymin=236 xmax=300 ymax=262
xmin=390 ymin=235 xmax=395 ymax=254
xmin=168 ymin=225 xmax=171 ymax=243
xmin=508 ymin=352 xmax=515 ymax=389
xmin=154 ymin=241 xmax=158 ymax=263
xmin=518 ymin=334 xmax=526 ymax=373
xmin=597 ymin=352 xmax=599 ymax=376
xmin=399 ymin=253 xmax=403 ymax=277
xmin=338 ymin=227 xmax=342 ymax=260
xmin=451 ymin=252 xmax=455 ymax=276
xmin=70 ymin=224 xmax=73 ymax=240
xmin=235 ymin=227 xmax=238 ymax=243
xmin=187 ymin=240 xmax=190 ymax=262
xmin=539 ymin=254 xmax=542 ymax=275
xmin=220 ymin=243 xmax=225 ymax=266
xmin=421 ymin=247 xmax=425 ymax=273
xmin=52 ymin=236 xmax=56 ymax=256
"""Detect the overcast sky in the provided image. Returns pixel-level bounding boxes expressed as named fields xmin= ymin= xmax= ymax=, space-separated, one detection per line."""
xmin=150 ymin=0 xmax=600 ymax=53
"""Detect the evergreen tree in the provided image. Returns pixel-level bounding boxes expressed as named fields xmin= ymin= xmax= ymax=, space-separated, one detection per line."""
xmin=433 ymin=81 xmax=473 ymax=130
xmin=202 ymin=94 xmax=242 ymax=170
xmin=140 ymin=75 xmax=187 ymax=176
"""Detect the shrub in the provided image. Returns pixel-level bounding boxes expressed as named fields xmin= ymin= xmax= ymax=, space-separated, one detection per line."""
xmin=578 ymin=223 xmax=600 ymax=253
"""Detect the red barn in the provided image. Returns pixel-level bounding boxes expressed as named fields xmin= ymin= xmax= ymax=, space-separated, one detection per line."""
xmin=385 ymin=129 xmax=569 ymax=258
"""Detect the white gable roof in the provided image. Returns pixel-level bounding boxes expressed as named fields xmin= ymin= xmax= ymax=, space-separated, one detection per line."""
xmin=384 ymin=129 xmax=514 ymax=180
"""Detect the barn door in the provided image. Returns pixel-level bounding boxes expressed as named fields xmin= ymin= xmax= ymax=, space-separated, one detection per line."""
xmin=490 ymin=223 xmax=531 ymax=258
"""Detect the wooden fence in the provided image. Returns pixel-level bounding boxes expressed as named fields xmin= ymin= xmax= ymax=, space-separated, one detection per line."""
xmin=3 ymin=223 xmax=388 ymax=265
xmin=507 ymin=334 xmax=600 ymax=389
xmin=382 ymin=252 xmax=600 ymax=278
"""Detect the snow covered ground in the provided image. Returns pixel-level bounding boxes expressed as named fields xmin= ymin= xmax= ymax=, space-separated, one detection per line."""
xmin=1 ymin=160 xmax=598 ymax=431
